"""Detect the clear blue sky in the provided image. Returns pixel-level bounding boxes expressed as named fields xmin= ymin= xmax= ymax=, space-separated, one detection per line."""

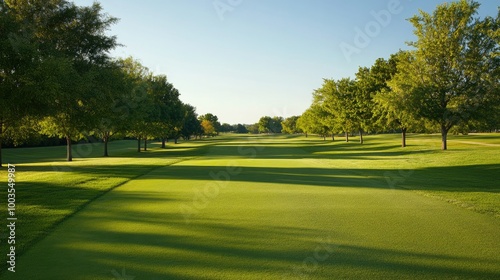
xmin=75 ymin=0 xmax=498 ymax=124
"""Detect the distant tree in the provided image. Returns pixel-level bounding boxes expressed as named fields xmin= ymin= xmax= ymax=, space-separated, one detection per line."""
xmin=235 ymin=124 xmax=248 ymax=134
xmin=258 ymin=116 xmax=283 ymax=133
xmin=245 ymin=124 xmax=259 ymax=134
xmin=318 ymin=78 xmax=358 ymax=142
xmin=270 ymin=116 xmax=283 ymax=133
xmin=199 ymin=113 xmax=221 ymax=135
xmin=258 ymin=116 xmax=271 ymax=133
xmin=281 ymin=116 xmax=302 ymax=134
xmin=201 ymin=119 xmax=216 ymax=136
xmin=297 ymin=110 xmax=314 ymax=138
xmin=180 ymin=104 xmax=201 ymax=141
xmin=220 ymin=123 xmax=233 ymax=133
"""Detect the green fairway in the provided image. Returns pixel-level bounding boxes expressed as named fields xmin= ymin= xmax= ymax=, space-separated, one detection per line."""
xmin=1 ymin=134 xmax=500 ymax=279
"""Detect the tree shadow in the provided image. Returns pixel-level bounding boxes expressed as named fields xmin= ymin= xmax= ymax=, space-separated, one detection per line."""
xmin=9 ymin=193 xmax=500 ymax=279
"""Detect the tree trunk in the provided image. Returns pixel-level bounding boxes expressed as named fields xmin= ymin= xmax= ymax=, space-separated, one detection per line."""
xmin=331 ymin=133 xmax=335 ymax=141
xmin=359 ymin=129 xmax=364 ymax=144
xmin=66 ymin=136 xmax=73 ymax=161
xmin=305 ymin=132 xmax=308 ymax=138
xmin=161 ymin=138 xmax=166 ymax=149
xmin=441 ymin=124 xmax=449 ymax=150
xmin=137 ymin=136 xmax=141 ymax=152
xmin=401 ymin=128 xmax=407 ymax=148
xmin=103 ymin=133 xmax=109 ymax=157
xmin=345 ymin=131 xmax=349 ymax=142
xmin=144 ymin=138 xmax=147 ymax=151
xmin=174 ymin=137 xmax=178 ymax=144
xmin=323 ymin=135 xmax=326 ymax=141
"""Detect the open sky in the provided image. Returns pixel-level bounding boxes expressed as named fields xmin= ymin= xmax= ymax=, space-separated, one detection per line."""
xmin=74 ymin=0 xmax=498 ymax=124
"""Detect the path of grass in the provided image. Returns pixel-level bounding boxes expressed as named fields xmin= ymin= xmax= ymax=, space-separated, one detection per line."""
xmin=2 ymin=134 xmax=499 ymax=279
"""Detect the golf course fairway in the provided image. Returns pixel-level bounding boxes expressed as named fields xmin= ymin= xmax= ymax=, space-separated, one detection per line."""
xmin=3 ymin=134 xmax=500 ymax=279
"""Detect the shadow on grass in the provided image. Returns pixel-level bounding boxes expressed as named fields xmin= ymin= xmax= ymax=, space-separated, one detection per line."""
xmin=2 ymin=138 xmax=218 ymax=164
xmin=136 ymin=163 xmax=499 ymax=193
xmin=13 ymin=199 xmax=500 ymax=279
xmin=2 ymin=135 xmax=499 ymax=279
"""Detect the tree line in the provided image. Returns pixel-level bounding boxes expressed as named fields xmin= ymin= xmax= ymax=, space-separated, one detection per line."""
xmin=0 ymin=0 xmax=227 ymax=165
xmin=295 ymin=0 xmax=499 ymax=150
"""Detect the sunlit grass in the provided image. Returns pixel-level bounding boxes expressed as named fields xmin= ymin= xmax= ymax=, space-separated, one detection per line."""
xmin=0 ymin=133 xmax=499 ymax=279
xmin=0 ymin=139 xmax=214 ymax=273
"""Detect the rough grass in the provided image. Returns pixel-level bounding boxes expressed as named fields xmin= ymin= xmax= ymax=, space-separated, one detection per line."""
xmin=0 ymin=133 xmax=499 ymax=279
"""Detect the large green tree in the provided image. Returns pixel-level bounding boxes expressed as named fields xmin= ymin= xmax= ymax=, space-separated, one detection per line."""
xmin=117 ymin=57 xmax=155 ymax=152
xmin=8 ymin=0 xmax=120 ymax=160
xmin=92 ymin=61 xmax=132 ymax=156
xmin=0 ymin=2 xmax=31 ymax=166
xmin=320 ymin=78 xmax=359 ymax=142
xmin=374 ymin=52 xmax=424 ymax=147
xmin=399 ymin=0 xmax=499 ymax=150
xmin=147 ymin=74 xmax=182 ymax=148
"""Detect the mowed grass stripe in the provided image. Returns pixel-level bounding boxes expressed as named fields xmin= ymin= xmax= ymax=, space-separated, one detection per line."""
xmin=5 ymin=134 xmax=500 ymax=279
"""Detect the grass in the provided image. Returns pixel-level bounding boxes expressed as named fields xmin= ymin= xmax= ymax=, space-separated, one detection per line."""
xmin=0 ymin=139 xmax=216 ymax=273
xmin=0 ymin=133 xmax=499 ymax=279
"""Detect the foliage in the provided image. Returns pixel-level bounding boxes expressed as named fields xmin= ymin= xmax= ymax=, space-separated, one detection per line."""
xmin=281 ymin=116 xmax=302 ymax=134
xmin=258 ymin=116 xmax=283 ymax=133
xmin=201 ymin=119 xmax=216 ymax=136
xmin=400 ymin=0 xmax=500 ymax=149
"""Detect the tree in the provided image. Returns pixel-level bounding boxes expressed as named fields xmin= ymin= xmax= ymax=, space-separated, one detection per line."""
xmin=0 ymin=1 xmax=61 ymax=165
xmin=320 ymin=78 xmax=358 ymax=142
xmin=258 ymin=116 xmax=283 ymax=133
xmin=297 ymin=111 xmax=314 ymax=138
xmin=9 ymin=0 xmax=120 ymax=160
xmin=258 ymin=116 xmax=272 ymax=133
xmin=118 ymin=57 xmax=153 ymax=153
xmin=199 ymin=113 xmax=221 ymax=135
xmin=400 ymin=0 xmax=500 ymax=150
xmin=146 ymin=74 xmax=182 ymax=149
xmin=245 ymin=124 xmax=259 ymax=134
xmin=281 ymin=116 xmax=302 ymax=134
xmin=38 ymin=58 xmax=95 ymax=161
xmin=180 ymin=103 xmax=201 ymax=141
xmin=235 ymin=124 xmax=248 ymax=134
xmin=373 ymin=52 xmax=423 ymax=147
xmin=220 ymin=123 xmax=233 ymax=133
xmin=297 ymin=105 xmax=332 ymax=140
xmin=201 ymin=119 xmax=216 ymax=136
xmin=91 ymin=61 xmax=132 ymax=156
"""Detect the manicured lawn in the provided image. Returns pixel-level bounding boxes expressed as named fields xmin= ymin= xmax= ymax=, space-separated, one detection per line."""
xmin=1 ymin=134 xmax=499 ymax=279
xmin=0 ymin=139 xmax=215 ymax=274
